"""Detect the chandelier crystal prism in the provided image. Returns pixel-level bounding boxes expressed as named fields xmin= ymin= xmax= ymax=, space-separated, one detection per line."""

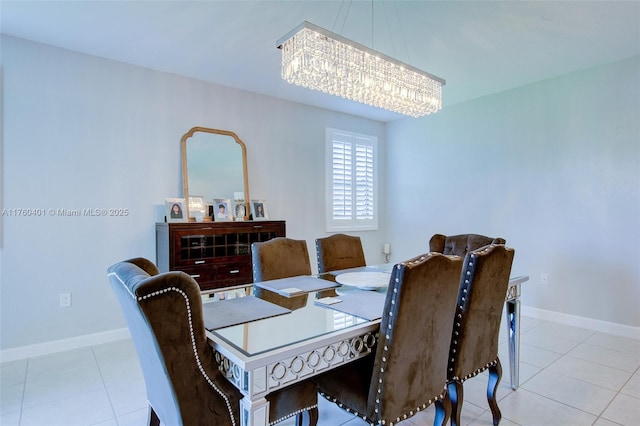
xmin=277 ymin=21 xmax=445 ymax=117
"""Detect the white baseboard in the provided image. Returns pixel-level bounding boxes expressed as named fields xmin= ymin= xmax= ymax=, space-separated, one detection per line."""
xmin=522 ymin=306 xmax=640 ymax=340
xmin=0 ymin=327 xmax=131 ymax=363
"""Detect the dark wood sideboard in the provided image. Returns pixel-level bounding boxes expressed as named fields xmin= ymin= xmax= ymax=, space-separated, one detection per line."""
xmin=156 ymin=221 xmax=286 ymax=292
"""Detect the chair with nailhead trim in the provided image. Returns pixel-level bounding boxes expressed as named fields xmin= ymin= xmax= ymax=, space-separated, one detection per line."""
xmin=315 ymin=233 xmax=366 ymax=274
xmin=314 ymin=252 xmax=464 ymax=426
xmin=429 ymin=234 xmax=506 ymax=257
xmin=447 ymin=244 xmax=515 ymax=426
xmin=107 ymin=257 xmax=318 ymax=426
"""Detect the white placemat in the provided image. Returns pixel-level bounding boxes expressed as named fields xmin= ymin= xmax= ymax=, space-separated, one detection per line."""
xmin=202 ymin=296 xmax=291 ymax=330
xmin=254 ymin=275 xmax=339 ymax=296
xmin=314 ymin=290 xmax=387 ymax=320
xmin=335 ymin=271 xmax=391 ymax=290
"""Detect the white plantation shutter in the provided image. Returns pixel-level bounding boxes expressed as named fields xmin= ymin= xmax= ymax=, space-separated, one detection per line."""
xmin=326 ymin=128 xmax=378 ymax=231
xmin=354 ymin=142 xmax=374 ymax=220
xmin=331 ymin=136 xmax=352 ymax=220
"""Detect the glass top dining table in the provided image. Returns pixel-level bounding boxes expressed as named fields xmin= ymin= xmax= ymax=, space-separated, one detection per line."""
xmin=205 ymin=265 xmax=528 ymax=426
xmin=211 ymin=292 xmax=372 ymax=356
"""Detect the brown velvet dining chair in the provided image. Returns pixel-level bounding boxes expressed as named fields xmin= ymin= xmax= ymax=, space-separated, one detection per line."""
xmin=315 ymin=252 xmax=464 ymax=426
xmin=252 ymin=237 xmax=312 ymax=281
xmin=447 ymin=244 xmax=515 ymax=426
xmin=315 ymin=233 xmax=366 ymax=273
xmin=251 ymin=237 xmax=314 ymax=310
xmin=107 ymin=257 xmax=318 ymax=426
xmin=429 ymin=233 xmax=506 ymax=257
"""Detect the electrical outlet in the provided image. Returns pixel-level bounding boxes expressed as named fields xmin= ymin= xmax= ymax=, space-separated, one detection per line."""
xmin=540 ymin=273 xmax=548 ymax=285
xmin=59 ymin=292 xmax=72 ymax=307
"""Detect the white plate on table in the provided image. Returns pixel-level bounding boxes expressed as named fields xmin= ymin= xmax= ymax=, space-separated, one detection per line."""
xmin=335 ymin=271 xmax=391 ymax=290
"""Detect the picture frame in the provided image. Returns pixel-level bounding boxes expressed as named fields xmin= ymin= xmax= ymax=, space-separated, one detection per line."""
xmin=251 ymin=200 xmax=268 ymax=220
xmin=212 ymin=198 xmax=231 ymax=221
xmin=232 ymin=200 xmax=248 ymax=221
xmin=165 ymin=198 xmax=187 ymax=223
xmin=188 ymin=195 xmax=206 ymax=222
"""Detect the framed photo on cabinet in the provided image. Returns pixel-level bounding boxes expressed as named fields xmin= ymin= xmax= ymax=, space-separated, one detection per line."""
xmin=251 ymin=200 xmax=268 ymax=220
xmin=165 ymin=198 xmax=187 ymax=223
xmin=213 ymin=198 xmax=231 ymax=221
xmin=188 ymin=195 xmax=206 ymax=222
xmin=233 ymin=200 xmax=247 ymax=221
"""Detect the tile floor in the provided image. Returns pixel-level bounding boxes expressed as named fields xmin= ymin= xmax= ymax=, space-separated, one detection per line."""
xmin=1 ymin=316 xmax=638 ymax=426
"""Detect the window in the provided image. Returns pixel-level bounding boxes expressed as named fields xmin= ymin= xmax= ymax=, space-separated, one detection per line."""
xmin=333 ymin=311 xmax=356 ymax=329
xmin=326 ymin=128 xmax=378 ymax=231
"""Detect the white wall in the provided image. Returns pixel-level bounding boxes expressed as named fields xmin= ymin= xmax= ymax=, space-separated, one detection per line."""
xmin=386 ymin=56 xmax=640 ymax=328
xmin=0 ymin=36 xmax=386 ymax=351
xmin=3 ymin=35 xmax=637 ymax=355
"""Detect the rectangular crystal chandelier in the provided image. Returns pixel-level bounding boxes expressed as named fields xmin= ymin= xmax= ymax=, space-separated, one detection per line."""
xmin=277 ymin=21 xmax=445 ymax=118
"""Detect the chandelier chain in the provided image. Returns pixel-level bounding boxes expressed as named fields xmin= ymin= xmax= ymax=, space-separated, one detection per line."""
xmin=333 ymin=0 xmax=353 ymax=36
xmin=393 ymin=0 xmax=412 ymax=64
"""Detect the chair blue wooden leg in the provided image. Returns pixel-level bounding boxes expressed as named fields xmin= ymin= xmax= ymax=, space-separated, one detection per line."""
xmin=447 ymin=380 xmax=463 ymax=426
xmin=433 ymin=394 xmax=451 ymax=426
xmin=487 ymin=358 xmax=502 ymax=426
xmin=295 ymin=407 xmax=318 ymax=426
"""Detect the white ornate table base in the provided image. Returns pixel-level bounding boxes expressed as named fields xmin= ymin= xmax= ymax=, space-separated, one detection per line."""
xmin=211 ymin=328 xmax=378 ymax=426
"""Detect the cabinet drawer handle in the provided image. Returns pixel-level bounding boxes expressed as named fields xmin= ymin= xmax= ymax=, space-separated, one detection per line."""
xmin=194 ymin=260 xmax=205 ymax=265
xmin=190 ymin=274 xmax=201 ymax=279
xmin=229 ymin=270 xmax=240 ymax=274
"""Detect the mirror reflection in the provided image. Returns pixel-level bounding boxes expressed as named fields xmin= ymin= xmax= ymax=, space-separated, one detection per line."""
xmin=181 ymin=127 xmax=250 ymax=220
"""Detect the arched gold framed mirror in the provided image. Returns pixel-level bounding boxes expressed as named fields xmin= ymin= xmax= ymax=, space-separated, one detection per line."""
xmin=181 ymin=127 xmax=250 ymax=220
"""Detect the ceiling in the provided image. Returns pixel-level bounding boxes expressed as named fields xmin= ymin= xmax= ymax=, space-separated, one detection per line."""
xmin=2 ymin=0 xmax=639 ymax=122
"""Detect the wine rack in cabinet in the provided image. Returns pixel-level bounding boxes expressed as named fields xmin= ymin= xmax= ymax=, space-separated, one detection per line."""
xmin=156 ymin=221 xmax=285 ymax=291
